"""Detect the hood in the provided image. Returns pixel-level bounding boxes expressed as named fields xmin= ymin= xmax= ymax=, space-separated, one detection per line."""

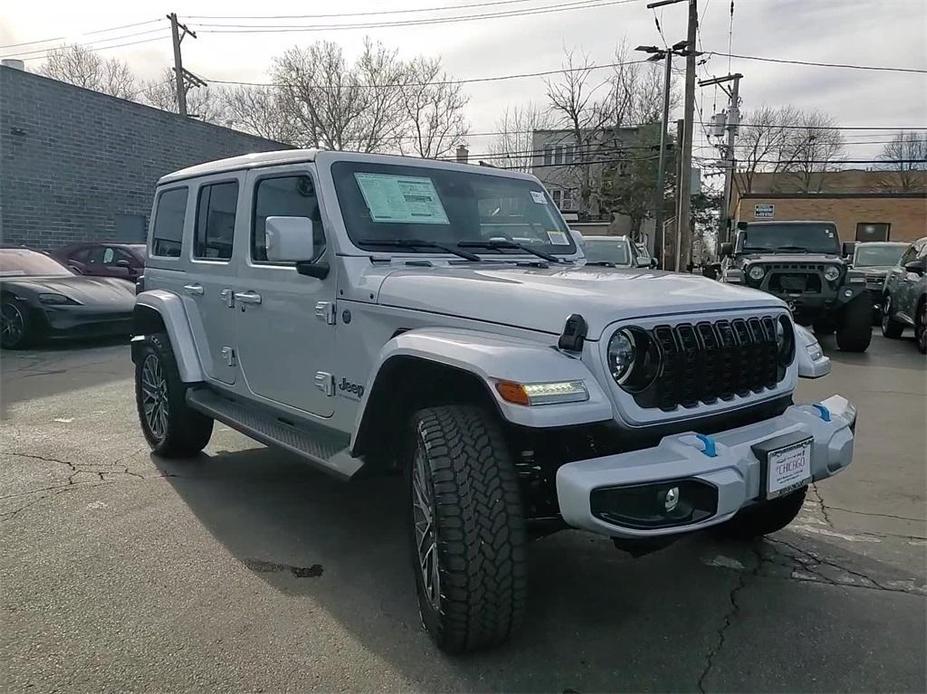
xmin=739 ymin=253 xmax=843 ymax=264
xmin=852 ymin=265 xmax=894 ymax=275
xmin=1 ymin=275 xmax=135 ymax=307
xmin=376 ymin=264 xmax=784 ymax=338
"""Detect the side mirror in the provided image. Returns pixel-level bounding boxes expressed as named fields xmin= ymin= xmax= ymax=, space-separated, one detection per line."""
xmin=115 ymin=259 xmax=132 ymax=269
xmin=736 ymin=221 xmax=748 ymax=231
xmin=904 ymin=260 xmax=925 ymax=276
xmin=842 ymin=242 xmax=855 ymax=259
xmin=265 ymin=216 xmax=315 ymax=263
xmin=650 ymin=258 xmax=658 ymax=269
xmin=720 ymin=242 xmax=733 ymax=258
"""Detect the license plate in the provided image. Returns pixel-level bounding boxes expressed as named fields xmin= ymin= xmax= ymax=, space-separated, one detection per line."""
xmin=766 ymin=439 xmax=812 ymax=499
xmin=780 ymin=275 xmax=806 ymax=292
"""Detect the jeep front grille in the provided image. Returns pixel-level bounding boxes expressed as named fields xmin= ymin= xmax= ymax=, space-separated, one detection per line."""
xmin=634 ymin=317 xmax=781 ymax=411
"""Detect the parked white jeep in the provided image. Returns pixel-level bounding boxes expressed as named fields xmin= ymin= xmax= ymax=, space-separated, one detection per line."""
xmin=132 ymin=149 xmax=856 ymax=653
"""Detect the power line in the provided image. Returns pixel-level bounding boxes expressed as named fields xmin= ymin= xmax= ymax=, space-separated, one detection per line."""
xmin=0 ymin=18 xmax=162 ymax=51
xmin=2 ymin=27 xmax=169 ymax=59
xmin=186 ymin=0 xmax=597 ymax=20
xmin=12 ymin=34 xmax=170 ymax=63
xmin=193 ymin=0 xmax=643 ymax=33
xmin=705 ymin=50 xmax=927 ymax=75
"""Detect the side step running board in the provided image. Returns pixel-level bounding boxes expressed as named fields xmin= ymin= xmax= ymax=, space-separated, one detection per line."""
xmin=186 ymin=388 xmax=363 ymax=480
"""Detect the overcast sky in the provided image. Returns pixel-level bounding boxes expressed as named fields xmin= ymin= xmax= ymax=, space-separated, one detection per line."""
xmin=2 ymin=0 xmax=926 ymax=163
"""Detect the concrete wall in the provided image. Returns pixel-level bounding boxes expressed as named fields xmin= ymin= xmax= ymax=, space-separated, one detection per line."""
xmin=0 ymin=66 xmax=289 ymax=249
xmin=734 ymin=194 xmax=927 ymax=243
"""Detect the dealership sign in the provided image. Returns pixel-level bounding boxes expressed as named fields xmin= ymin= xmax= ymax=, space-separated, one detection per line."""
xmin=754 ymin=203 xmax=775 ymax=218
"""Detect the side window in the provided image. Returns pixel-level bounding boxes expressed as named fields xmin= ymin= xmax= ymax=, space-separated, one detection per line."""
xmin=917 ymin=241 xmax=927 ymax=261
xmin=899 ymin=244 xmax=917 ymax=266
xmin=102 ymin=247 xmax=116 ymax=265
xmin=152 ymin=188 xmax=188 ymax=258
xmin=86 ymin=246 xmax=106 ymax=266
xmin=252 ymin=175 xmax=325 ymax=263
xmin=194 ymin=181 xmax=239 ymax=260
xmin=71 ymin=247 xmax=91 ymax=263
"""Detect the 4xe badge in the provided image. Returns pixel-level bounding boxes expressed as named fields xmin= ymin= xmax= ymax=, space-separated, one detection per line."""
xmin=337 ymin=377 xmax=365 ymax=401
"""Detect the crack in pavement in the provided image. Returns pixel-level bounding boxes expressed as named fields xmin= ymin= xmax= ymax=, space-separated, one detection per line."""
xmin=823 ymin=506 xmax=925 ymax=523
xmin=807 ymin=483 xmax=834 ymax=527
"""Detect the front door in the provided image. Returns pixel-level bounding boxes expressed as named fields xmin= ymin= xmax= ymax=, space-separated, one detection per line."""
xmin=182 ymin=176 xmax=243 ymax=385
xmin=234 ymin=169 xmax=336 ymax=417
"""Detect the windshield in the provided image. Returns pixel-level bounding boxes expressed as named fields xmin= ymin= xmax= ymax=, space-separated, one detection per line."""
xmin=583 ymin=239 xmax=631 ymax=265
xmin=0 ymin=249 xmax=72 ymax=277
xmin=854 ymin=244 xmax=906 ymax=267
xmin=331 ymin=161 xmax=575 ymax=255
xmin=738 ymin=223 xmax=840 ymax=254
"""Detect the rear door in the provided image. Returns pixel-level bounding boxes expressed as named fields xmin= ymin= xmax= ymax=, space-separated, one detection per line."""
xmin=181 ymin=176 xmax=243 ymax=386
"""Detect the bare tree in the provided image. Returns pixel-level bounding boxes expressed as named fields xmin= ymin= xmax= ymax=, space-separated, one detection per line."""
xmin=139 ymin=69 xmax=228 ymax=124
xmin=400 ymin=56 xmax=469 ymax=159
xmin=607 ymin=41 xmax=674 ymax=127
xmin=488 ymin=103 xmax=554 ymax=172
xmin=876 ymin=131 xmax=927 ymax=191
xmin=273 ymin=39 xmax=409 ymax=152
xmin=40 ymin=44 xmax=138 ymax=99
xmin=775 ymin=110 xmax=845 ymax=192
xmin=223 ymin=85 xmax=298 ymax=143
xmin=734 ymin=105 xmax=797 ymax=193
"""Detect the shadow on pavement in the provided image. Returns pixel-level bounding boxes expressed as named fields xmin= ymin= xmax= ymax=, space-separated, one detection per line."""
xmin=150 ymin=446 xmax=926 ymax=692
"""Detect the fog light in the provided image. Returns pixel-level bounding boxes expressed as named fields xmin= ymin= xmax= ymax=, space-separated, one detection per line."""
xmin=590 ymin=480 xmax=718 ymax=529
xmin=663 ymin=486 xmax=679 ymax=512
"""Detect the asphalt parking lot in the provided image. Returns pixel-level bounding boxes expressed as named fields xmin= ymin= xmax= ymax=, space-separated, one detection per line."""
xmin=1 ymin=332 xmax=924 ymax=692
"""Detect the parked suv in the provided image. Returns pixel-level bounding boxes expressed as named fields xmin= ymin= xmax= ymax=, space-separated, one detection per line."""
xmin=881 ymin=236 xmax=927 ymax=353
xmin=719 ymin=221 xmax=872 ymax=352
xmin=847 ymin=241 xmax=907 ymax=321
xmin=580 ymin=235 xmax=654 ymax=269
xmin=132 ymin=150 xmax=856 ymax=653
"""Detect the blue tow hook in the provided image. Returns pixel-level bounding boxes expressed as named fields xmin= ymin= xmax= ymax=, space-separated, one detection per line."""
xmin=694 ymin=434 xmax=718 ymax=458
xmin=811 ymin=403 xmax=831 ymax=422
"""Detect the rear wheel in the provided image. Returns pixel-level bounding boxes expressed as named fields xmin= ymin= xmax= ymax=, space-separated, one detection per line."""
xmin=135 ymin=333 xmax=213 ymax=457
xmin=916 ymin=301 xmax=927 ymax=354
xmin=881 ymin=297 xmax=905 ymax=338
xmin=717 ymin=486 xmax=807 ymax=540
xmin=0 ymin=299 xmax=32 ymax=349
xmin=407 ymin=405 xmax=526 ymax=653
xmin=836 ymin=297 xmax=872 ymax=352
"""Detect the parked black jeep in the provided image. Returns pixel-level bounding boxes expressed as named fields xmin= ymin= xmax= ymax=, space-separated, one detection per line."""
xmin=719 ymin=221 xmax=871 ymax=352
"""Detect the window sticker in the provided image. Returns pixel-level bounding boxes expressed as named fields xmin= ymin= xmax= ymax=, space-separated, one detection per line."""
xmin=354 ymin=173 xmax=450 ymax=224
xmin=530 ymin=191 xmax=548 ymax=205
xmin=547 ymin=230 xmax=570 ymax=245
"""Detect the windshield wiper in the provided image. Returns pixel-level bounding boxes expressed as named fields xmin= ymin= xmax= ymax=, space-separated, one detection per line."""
xmin=357 ymin=238 xmax=481 ymax=262
xmin=584 ymin=261 xmax=619 ymax=267
xmin=774 ymin=245 xmax=811 ymax=253
xmin=458 ymin=239 xmax=567 ymax=264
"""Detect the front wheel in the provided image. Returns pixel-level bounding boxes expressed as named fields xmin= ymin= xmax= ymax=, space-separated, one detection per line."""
xmin=1 ymin=299 xmax=32 ymax=349
xmin=881 ymin=297 xmax=905 ymax=338
xmin=407 ymin=405 xmax=526 ymax=653
xmin=716 ymin=486 xmax=807 ymax=540
xmin=135 ymin=333 xmax=213 ymax=457
xmin=836 ymin=297 xmax=872 ymax=352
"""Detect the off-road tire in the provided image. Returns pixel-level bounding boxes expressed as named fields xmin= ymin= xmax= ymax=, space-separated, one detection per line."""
xmin=1 ymin=298 xmax=33 ymax=349
xmin=916 ymin=300 xmax=927 ymax=354
xmin=812 ymin=319 xmax=835 ymax=336
xmin=135 ymin=332 xmax=213 ymax=457
xmin=881 ymin=297 xmax=905 ymax=338
xmin=835 ymin=297 xmax=872 ymax=352
xmin=406 ymin=405 xmax=526 ymax=654
xmin=717 ymin=486 xmax=807 ymax=540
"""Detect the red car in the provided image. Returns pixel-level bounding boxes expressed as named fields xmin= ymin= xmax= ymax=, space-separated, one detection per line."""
xmin=50 ymin=242 xmax=146 ymax=282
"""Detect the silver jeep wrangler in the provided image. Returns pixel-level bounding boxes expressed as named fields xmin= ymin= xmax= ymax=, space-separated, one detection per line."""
xmin=132 ymin=149 xmax=856 ymax=653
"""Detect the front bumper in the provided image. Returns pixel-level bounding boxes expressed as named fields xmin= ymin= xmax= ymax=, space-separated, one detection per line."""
xmin=36 ymin=305 xmax=133 ymax=339
xmin=556 ymin=394 xmax=856 ymax=538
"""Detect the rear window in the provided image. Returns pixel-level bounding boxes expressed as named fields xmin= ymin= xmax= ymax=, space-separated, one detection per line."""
xmin=151 ymin=187 xmax=188 ymax=258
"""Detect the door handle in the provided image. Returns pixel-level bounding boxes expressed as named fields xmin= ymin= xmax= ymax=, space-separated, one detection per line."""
xmin=234 ymin=291 xmax=262 ymax=305
xmin=183 ymin=283 xmax=204 ymax=296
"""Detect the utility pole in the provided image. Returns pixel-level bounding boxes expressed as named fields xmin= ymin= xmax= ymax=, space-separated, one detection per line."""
xmin=635 ymin=39 xmax=687 ymax=269
xmin=648 ymin=0 xmax=698 ymax=272
xmin=700 ymin=72 xmax=743 ymax=246
xmin=675 ymin=118 xmax=684 ymax=272
xmin=167 ymin=13 xmax=201 ymax=117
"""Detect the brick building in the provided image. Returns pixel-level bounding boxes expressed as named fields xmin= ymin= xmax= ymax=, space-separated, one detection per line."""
xmin=0 ymin=64 xmax=288 ymax=249
xmin=731 ymin=170 xmax=926 ymax=243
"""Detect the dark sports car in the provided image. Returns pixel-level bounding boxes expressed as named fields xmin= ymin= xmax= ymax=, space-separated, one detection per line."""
xmin=0 ymin=248 xmax=134 ymax=349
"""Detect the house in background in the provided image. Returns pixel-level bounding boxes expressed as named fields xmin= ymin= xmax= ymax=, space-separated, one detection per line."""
xmin=731 ymin=170 xmax=927 ymax=243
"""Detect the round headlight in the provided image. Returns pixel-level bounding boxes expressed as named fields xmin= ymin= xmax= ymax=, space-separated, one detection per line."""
xmin=607 ymin=329 xmax=636 ymax=384
xmin=748 ymin=264 xmax=766 ymax=281
xmin=823 ymin=265 xmax=841 ymax=282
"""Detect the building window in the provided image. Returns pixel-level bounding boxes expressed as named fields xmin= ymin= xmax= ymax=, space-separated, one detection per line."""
xmin=551 ymin=189 xmax=562 ymax=207
xmin=856 ymin=222 xmax=890 ymax=242
xmin=543 ymin=146 xmax=553 ymax=166
xmin=562 ymin=188 xmax=573 ymax=210
xmin=553 ymin=146 xmax=563 ymax=165
xmin=194 ymin=181 xmax=239 ymax=260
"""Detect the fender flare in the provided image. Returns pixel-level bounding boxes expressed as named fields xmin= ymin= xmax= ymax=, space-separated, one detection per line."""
xmin=350 ymin=327 xmax=613 ymax=451
xmin=133 ymin=290 xmax=204 ymax=383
